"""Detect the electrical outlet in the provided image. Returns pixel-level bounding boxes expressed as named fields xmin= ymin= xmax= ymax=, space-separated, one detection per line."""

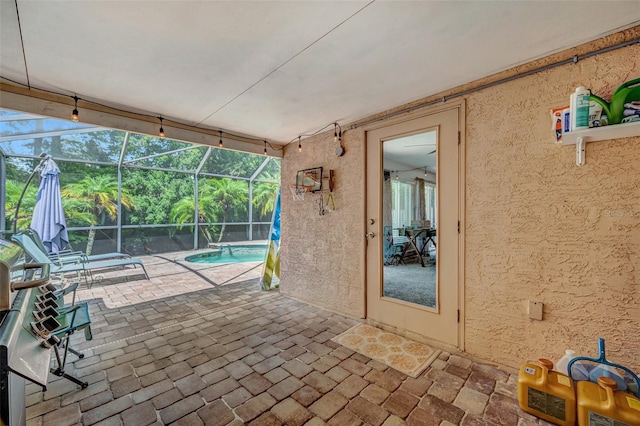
xmin=528 ymin=301 xmax=543 ymax=321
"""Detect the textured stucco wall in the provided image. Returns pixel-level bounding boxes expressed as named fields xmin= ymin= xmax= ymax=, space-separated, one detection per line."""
xmin=464 ymin=43 xmax=640 ymax=371
xmin=281 ymin=30 xmax=640 ymax=371
xmin=280 ymin=130 xmax=366 ymax=318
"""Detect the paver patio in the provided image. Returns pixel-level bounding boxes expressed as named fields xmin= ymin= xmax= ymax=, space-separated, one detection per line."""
xmin=25 ymin=252 xmax=553 ymax=425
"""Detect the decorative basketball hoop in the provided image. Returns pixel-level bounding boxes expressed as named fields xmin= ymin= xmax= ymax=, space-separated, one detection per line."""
xmin=289 ymin=184 xmax=306 ymax=201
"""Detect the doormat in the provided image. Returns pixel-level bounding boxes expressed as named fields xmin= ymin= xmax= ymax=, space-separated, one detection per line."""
xmin=331 ymin=323 xmax=440 ymax=378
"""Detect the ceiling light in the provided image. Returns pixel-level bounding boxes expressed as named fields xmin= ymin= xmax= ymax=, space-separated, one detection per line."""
xmin=298 ymin=137 xmax=302 ymax=153
xmin=71 ymin=96 xmax=79 ymax=122
xmin=264 ymin=141 xmax=267 ymax=155
xmin=424 ymin=167 xmax=428 ymax=176
xmin=219 ymin=130 xmax=223 ymax=148
xmin=158 ymin=117 xmax=165 ymax=137
xmin=333 ymin=124 xmax=338 ymax=143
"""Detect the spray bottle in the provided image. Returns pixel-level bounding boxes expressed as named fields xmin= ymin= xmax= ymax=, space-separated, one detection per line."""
xmin=570 ymin=86 xmax=591 ymax=131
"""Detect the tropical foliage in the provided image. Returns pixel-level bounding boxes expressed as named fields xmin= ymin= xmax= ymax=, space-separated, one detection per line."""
xmin=207 ymin=178 xmax=249 ymax=242
xmin=2 ymin=127 xmax=280 ymax=253
xmin=169 ymin=181 xmax=218 ymax=244
xmin=61 ymin=175 xmax=135 ymax=254
xmin=4 ymin=180 xmax=38 ymax=231
xmin=252 ymin=173 xmax=279 ymax=220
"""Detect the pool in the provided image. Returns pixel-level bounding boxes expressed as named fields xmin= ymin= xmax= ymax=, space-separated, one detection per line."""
xmin=184 ymin=245 xmax=268 ymax=264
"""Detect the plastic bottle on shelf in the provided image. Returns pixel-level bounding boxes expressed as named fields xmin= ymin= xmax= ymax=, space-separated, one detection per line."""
xmin=555 ymin=349 xmax=576 ymax=376
xmin=570 ymin=86 xmax=591 ymax=131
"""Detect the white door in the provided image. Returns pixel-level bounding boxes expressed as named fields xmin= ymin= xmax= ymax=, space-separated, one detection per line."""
xmin=365 ymin=105 xmax=461 ymax=347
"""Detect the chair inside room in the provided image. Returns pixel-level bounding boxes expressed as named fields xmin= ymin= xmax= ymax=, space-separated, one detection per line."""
xmin=394 ymin=227 xmax=436 ymax=267
xmin=399 ymin=228 xmax=423 ymax=266
xmin=384 ymin=226 xmax=409 ymax=265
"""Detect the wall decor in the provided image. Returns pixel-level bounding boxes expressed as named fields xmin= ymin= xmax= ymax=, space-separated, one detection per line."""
xmin=296 ymin=167 xmax=323 ymax=192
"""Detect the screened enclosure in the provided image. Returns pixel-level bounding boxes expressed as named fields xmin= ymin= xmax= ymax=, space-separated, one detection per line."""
xmin=0 ymin=108 xmax=281 ymax=256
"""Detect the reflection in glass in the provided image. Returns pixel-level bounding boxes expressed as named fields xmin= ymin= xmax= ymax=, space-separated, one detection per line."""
xmin=382 ymin=131 xmax=437 ymax=308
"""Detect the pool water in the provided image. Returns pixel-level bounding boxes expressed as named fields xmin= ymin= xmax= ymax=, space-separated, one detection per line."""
xmin=185 ymin=245 xmax=268 ymax=264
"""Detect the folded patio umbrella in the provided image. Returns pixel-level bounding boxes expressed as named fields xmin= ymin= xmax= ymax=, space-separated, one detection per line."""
xmin=30 ymin=157 xmax=69 ymax=253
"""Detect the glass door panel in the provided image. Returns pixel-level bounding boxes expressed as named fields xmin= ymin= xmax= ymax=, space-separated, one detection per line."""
xmin=382 ymin=131 xmax=437 ymax=308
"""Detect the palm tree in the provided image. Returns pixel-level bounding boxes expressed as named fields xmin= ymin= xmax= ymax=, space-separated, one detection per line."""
xmin=4 ymin=180 xmax=38 ymax=231
xmin=62 ymin=175 xmax=135 ymax=254
xmin=251 ymin=180 xmax=279 ymax=239
xmin=5 ymin=179 xmax=98 ymax=244
xmin=168 ymin=178 xmax=248 ymax=244
xmin=207 ymin=178 xmax=249 ymax=242
xmin=61 ymin=198 xmax=95 ymax=230
xmin=169 ymin=184 xmax=218 ymax=244
xmin=252 ymin=180 xmax=279 ymax=219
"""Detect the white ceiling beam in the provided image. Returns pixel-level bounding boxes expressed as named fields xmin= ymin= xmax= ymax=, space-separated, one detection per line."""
xmin=0 ymin=88 xmax=281 ymax=158
xmin=0 ymin=126 xmax=100 ymax=142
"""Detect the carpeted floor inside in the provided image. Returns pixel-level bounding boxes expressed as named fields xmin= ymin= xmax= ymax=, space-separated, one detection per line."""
xmin=383 ymin=259 xmax=436 ymax=308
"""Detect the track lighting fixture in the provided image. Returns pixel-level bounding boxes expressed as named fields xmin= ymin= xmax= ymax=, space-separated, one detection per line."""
xmin=219 ymin=130 xmax=223 ymax=148
xmin=71 ymin=96 xmax=79 ymax=122
xmin=158 ymin=117 xmax=165 ymax=137
xmin=264 ymin=141 xmax=267 ymax=155
xmin=298 ymin=137 xmax=302 ymax=153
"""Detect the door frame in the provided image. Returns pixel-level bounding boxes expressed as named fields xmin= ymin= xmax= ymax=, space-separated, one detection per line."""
xmin=362 ymin=99 xmax=466 ymax=351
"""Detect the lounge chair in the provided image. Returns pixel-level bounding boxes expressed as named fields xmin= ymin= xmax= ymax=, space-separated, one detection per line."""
xmin=22 ymin=229 xmax=131 ymax=264
xmin=11 ymin=231 xmax=149 ymax=285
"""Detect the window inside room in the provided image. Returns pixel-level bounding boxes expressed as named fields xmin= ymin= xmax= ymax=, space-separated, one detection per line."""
xmin=425 ymin=183 xmax=436 ymax=228
xmin=391 ymin=179 xmax=413 ymax=229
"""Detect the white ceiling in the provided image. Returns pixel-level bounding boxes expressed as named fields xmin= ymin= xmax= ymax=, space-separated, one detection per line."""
xmin=384 ymin=131 xmax=436 ymax=173
xmin=1 ymin=1 xmax=639 ymax=144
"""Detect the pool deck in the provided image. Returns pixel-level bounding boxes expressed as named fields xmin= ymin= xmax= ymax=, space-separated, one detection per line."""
xmin=25 ymin=250 xmax=549 ymax=425
xmin=75 ymin=248 xmax=268 ymax=311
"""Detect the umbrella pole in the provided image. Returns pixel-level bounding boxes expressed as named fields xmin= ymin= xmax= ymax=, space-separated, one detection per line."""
xmin=12 ymin=154 xmax=49 ymax=234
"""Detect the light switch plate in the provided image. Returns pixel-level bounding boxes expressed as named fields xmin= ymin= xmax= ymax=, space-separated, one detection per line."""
xmin=528 ymin=301 xmax=543 ymax=321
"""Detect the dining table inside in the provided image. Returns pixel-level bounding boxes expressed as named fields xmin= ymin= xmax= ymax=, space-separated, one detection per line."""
xmin=394 ymin=227 xmax=436 ymax=267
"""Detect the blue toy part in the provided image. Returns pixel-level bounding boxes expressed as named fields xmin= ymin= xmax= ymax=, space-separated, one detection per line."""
xmin=567 ymin=338 xmax=640 ymax=397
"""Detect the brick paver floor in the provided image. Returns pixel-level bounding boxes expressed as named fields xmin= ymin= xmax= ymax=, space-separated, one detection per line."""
xmin=25 ymin=252 xmax=553 ymax=425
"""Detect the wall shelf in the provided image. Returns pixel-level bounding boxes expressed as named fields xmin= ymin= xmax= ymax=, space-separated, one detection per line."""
xmin=561 ymin=121 xmax=640 ymax=166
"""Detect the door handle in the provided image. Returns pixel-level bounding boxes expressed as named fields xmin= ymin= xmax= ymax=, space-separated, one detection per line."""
xmin=365 ymin=232 xmax=376 ymax=239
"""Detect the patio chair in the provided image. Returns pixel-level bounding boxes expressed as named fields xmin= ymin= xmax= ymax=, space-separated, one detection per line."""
xmin=12 ymin=231 xmax=149 ymax=285
xmin=44 ymin=302 xmax=92 ymax=388
xmin=22 ymin=229 xmax=131 ymax=265
xmin=32 ymin=280 xmax=91 ymax=388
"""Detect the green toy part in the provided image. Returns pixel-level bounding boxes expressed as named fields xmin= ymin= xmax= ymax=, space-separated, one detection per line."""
xmin=590 ymin=77 xmax=640 ymax=125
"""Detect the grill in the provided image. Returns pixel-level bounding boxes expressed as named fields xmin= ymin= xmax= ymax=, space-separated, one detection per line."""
xmin=0 ymin=238 xmax=52 ymax=426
